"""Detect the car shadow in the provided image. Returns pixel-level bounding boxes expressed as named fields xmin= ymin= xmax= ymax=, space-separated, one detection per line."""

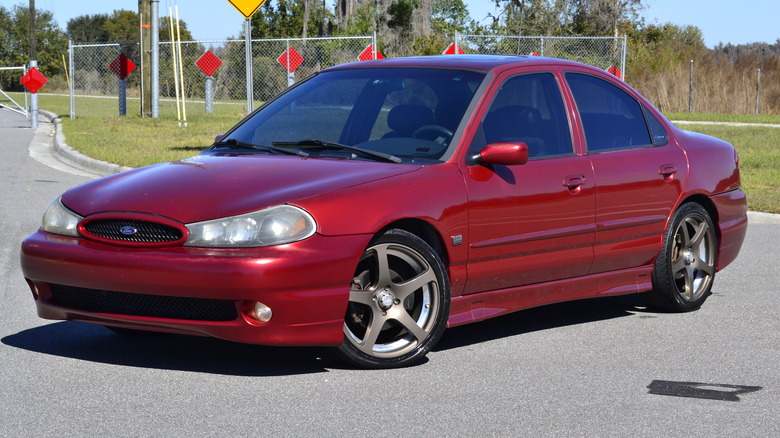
xmin=435 ymin=293 xmax=647 ymax=351
xmin=1 ymin=322 xmax=340 ymax=376
xmin=3 ymin=294 xmax=650 ymax=375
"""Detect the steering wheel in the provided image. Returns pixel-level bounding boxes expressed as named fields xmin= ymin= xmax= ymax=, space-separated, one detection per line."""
xmin=412 ymin=125 xmax=454 ymax=144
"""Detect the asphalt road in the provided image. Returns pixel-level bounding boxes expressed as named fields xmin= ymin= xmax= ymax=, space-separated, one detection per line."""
xmin=1 ymin=108 xmax=778 ymax=437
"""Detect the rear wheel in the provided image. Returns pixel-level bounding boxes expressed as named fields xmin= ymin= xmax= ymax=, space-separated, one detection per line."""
xmin=337 ymin=229 xmax=449 ymax=368
xmin=644 ymin=203 xmax=717 ymax=312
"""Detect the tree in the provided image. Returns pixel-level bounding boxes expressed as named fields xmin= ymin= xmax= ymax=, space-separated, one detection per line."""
xmin=67 ymin=14 xmax=111 ymax=43
xmin=432 ymin=0 xmax=472 ymax=36
xmin=250 ymin=0 xmax=326 ymax=38
xmin=572 ymin=0 xmax=643 ymax=37
xmin=0 ymin=5 xmax=67 ymax=91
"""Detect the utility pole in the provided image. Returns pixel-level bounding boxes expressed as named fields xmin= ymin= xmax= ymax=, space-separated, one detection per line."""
xmin=139 ymin=0 xmax=152 ymax=116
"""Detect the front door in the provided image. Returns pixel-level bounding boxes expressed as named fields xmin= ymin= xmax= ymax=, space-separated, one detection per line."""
xmin=462 ymin=71 xmax=595 ymax=294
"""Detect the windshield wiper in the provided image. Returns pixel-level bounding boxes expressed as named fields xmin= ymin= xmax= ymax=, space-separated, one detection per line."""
xmin=272 ymin=138 xmax=402 ymax=164
xmin=213 ymin=139 xmax=309 ymax=157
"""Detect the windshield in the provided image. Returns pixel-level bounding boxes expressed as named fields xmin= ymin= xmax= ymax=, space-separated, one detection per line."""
xmin=217 ymin=68 xmax=486 ymax=163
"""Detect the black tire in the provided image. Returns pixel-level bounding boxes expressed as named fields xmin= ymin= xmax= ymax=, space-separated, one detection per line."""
xmin=337 ymin=229 xmax=450 ymax=368
xmin=644 ymin=203 xmax=717 ymax=312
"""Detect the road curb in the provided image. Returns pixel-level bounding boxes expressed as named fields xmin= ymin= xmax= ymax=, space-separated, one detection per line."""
xmin=40 ymin=109 xmax=134 ymax=177
xmin=747 ymin=211 xmax=780 ymax=224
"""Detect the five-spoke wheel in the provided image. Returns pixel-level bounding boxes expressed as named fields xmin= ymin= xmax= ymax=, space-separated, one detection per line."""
xmin=337 ymin=229 xmax=449 ymax=368
xmin=645 ymin=203 xmax=717 ymax=312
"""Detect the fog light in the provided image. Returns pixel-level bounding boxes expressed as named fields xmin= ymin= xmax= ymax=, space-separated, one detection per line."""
xmin=254 ymin=302 xmax=273 ymax=322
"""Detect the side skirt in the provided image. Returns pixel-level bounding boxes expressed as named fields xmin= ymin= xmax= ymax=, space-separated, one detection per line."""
xmin=447 ymin=265 xmax=653 ymax=327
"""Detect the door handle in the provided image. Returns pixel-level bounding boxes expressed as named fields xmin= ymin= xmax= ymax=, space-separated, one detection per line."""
xmin=563 ymin=174 xmax=586 ymax=193
xmin=659 ymin=164 xmax=678 ymax=181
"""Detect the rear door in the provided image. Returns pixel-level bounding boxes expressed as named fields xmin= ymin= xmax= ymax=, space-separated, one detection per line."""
xmin=564 ymin=71 xmax=688 ymax=274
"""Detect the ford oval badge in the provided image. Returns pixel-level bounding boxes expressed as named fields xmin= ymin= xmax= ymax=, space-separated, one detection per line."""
xmin=120 ymin=225 xmax=138 ymax=236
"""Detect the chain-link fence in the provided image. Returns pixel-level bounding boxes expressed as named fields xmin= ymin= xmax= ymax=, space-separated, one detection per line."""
xmin=68 ymin=35 xmax=375 ymax=119
xmin=67 ymin=34 xmax=625 ymax=119
xmin=453 ymin=34 xmax=627 ymax=79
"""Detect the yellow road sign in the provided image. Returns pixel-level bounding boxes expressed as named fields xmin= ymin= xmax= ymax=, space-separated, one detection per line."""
xmin=226 ymin=0 xmax=267 ymax=19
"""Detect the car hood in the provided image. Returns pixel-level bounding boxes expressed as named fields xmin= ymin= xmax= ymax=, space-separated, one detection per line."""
xmin=61 ymin=154 xmax=420 ymax=223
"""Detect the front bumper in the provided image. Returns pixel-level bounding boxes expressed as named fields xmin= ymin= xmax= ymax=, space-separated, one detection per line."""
xmin=21 ymin=230 xmax=370 ymax=346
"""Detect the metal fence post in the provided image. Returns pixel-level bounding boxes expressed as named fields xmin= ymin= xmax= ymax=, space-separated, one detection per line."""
xmin=689 ymin=60 xmax=694 ymax=113
xmin=29 ymin=60 xmax=38 ymax=128
xmin=621 ymin=36 xmax=627 ymax=82
xmin=245 ymin=19 xmax=253 ymax=113
xmin=755 ymin=68 xmax=761 ymax=115
xmin=286 ymin=39 xmax=295 ymax=86
xmin=68 ymin=40 xmax=75 ymax=119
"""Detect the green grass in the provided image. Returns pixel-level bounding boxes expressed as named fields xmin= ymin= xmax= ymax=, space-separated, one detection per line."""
xmin=10 ymin=92 xmax=249 ymax=167
xmin=665 ymin=112 xmax=780 ymax=124
xmin=676 ymin=124 xmax=780 ymax=214
xmin=8 ymin=93 xmax=779 ymax=213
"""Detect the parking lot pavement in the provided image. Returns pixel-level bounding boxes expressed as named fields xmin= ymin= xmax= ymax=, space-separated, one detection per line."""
xmin=1 ymin=107 xmax=778 ymax=437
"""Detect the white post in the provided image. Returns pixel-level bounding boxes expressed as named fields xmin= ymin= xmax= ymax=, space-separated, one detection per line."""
xmin=29 ymin=60 xmax=38 ymax=128
xmin=68 ymin=40 xmax=75 ymax=119
xmin=245 ymin=18 xmax=253 ymax=113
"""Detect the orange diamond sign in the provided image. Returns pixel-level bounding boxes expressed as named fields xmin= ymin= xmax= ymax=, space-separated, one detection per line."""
xmin=226 ymin=0 xmax=268 ymax=19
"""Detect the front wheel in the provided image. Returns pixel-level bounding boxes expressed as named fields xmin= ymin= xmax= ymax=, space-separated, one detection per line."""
xmin=337 ymin=229 xmax=450 ymax=368
xmin=644 ymin=203 xmax=718 ymax=312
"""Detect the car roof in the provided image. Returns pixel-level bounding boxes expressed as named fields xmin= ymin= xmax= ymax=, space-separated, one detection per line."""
xmin=326 ymin=54 xmax=592 ymax=74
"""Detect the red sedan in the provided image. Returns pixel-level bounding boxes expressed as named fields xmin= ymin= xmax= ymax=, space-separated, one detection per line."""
xmin=21 ymin=55 xmax=747 ymax=368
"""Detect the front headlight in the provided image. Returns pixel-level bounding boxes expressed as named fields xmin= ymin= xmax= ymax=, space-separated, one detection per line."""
xmin=41 ymin=197 xmax=82 ymax=237
xmin=184 ymin=205 xmax=316 ymax=247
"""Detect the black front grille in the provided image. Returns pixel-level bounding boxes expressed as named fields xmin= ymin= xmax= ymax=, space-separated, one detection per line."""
xmin=50 ymin=284 xmax=238 ymax=322
xmin=83 ymin=219 xmax=182 ymax=243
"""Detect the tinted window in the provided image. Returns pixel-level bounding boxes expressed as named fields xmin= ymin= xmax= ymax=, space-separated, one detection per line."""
xmin=226 ymin=68 xmax=484 ymax=163
xmin=477 ymin=72 xmax=572 ymax=159
xmin=566 ymin=73 xmax=652 ymax=152
xmin=643 ymin=106 xmax=669 ymax=146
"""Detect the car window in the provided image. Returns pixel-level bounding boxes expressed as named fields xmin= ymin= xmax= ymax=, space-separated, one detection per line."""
xmin=566 ymin=73 xmax=652 ymax=152
xmin=643 ymin=106 xmax=669 ymax=146
xmin=225 ymin=68 xmax=484 ymax=163
xmin=369 ymin=80 xmax=439 ymax=140
xmin=474 ymin=72 xmax=573 ymax=159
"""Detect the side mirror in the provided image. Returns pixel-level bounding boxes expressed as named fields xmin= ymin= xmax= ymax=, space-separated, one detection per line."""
xmin=214 ymin=133 xmax=224 ymax=143
xmin=474 ymin=142 xmax=528 ymax=166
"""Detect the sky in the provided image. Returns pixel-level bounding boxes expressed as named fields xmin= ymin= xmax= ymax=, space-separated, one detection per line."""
xmin=4 ymin=0 xmax=778 ymax=48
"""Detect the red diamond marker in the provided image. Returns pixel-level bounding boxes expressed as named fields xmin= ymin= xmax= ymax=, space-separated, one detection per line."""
xmin=109 ymin=54 xmax=136 ymax=80
xmin=196 ymin=50 xmax=223 ymax=77
xmin=607 ymin=65 xmax=623 ymax=79
xmin=20 ymin=67 xmax=48 ymax=94
xmin=277 ymin=47 xmax=304 ymax=73
xmin=358 ymin=44 xmax=384 ymax=61
xmin=442 ymin=43 xmax=465 ymax=55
